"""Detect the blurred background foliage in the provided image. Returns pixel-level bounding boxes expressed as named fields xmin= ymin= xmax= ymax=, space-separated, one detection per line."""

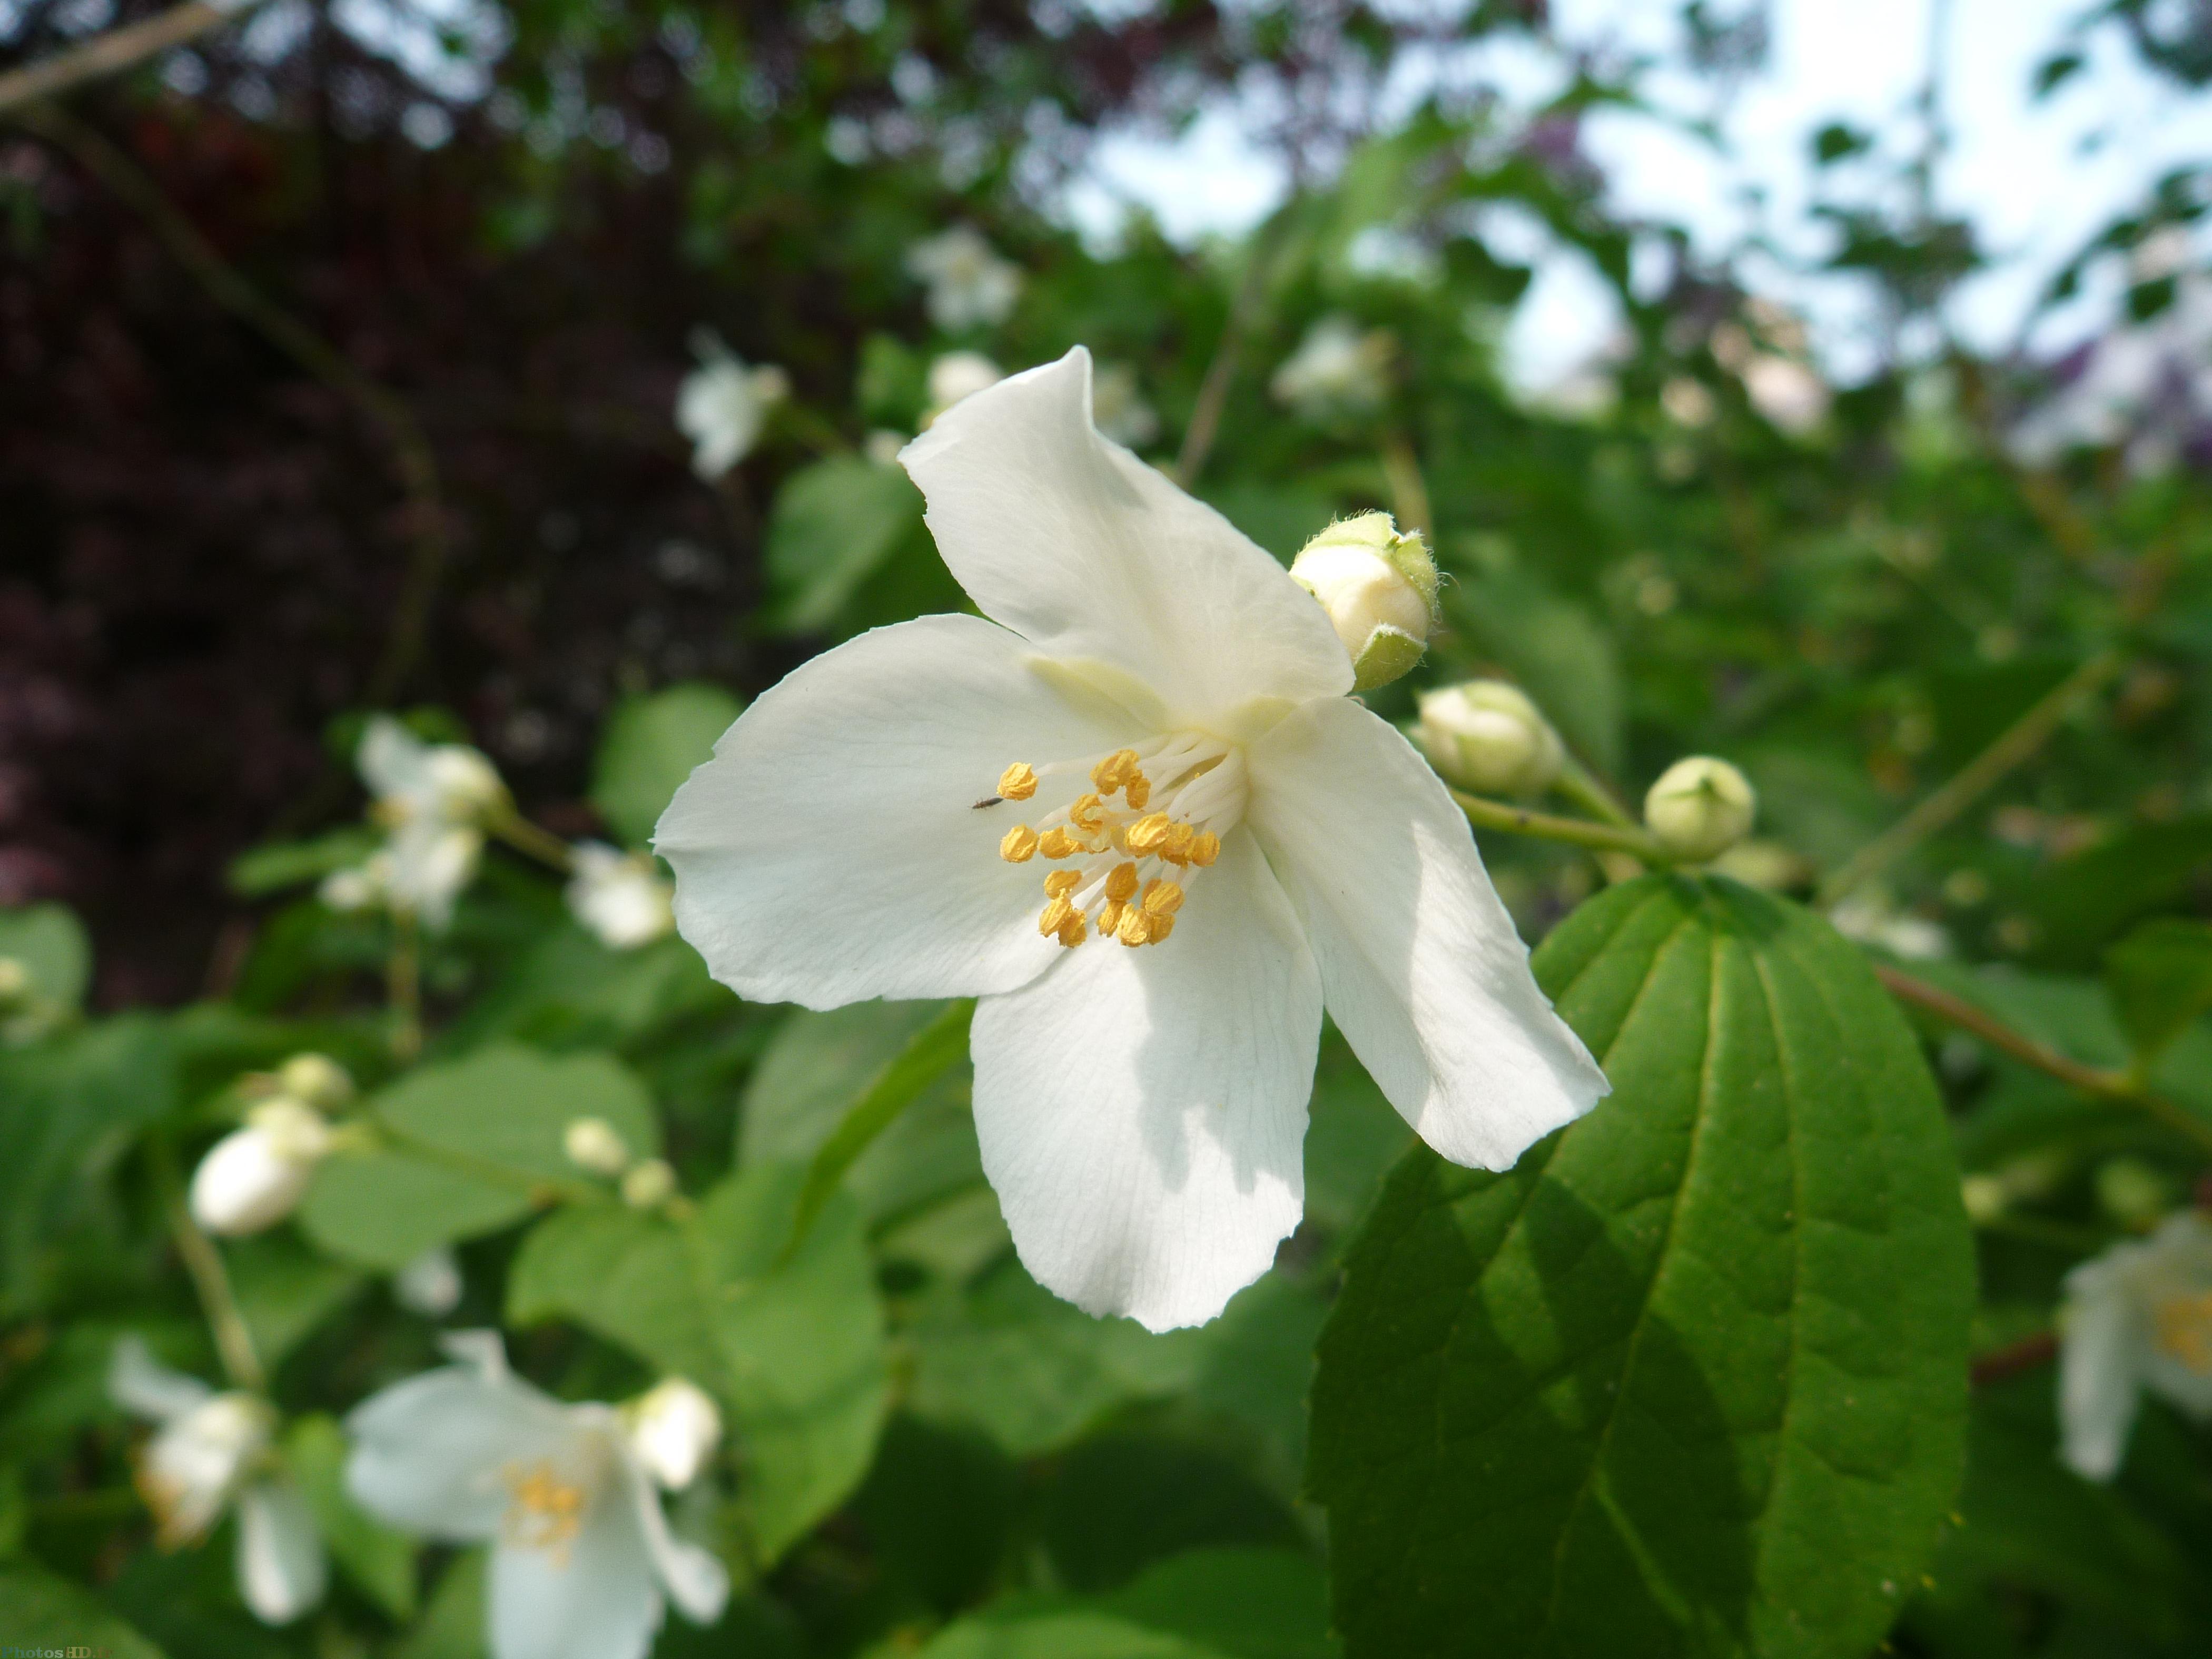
xmin=0 ymin=0 xmax=2209 ymax=1653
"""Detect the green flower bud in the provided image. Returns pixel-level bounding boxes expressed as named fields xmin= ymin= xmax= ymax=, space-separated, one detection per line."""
xmin=0 ymin=956 xmax=27 ymax=1006
xmin=1289 ymin=512 xmax=1439 ymax=692
xmin=1416 ymin=681 xmax=1564 ymax=797
xmin=564 ymin=1116 xmax=633 ymax=1177
xmin=621 ymin=1158 xmax=678 ymax=1210
xmin=2095 ymin=1158 xmax=2171 ymax=1231
xmin=278 ymin=1052 xmax=354 ymax=1112
xmin=1644 ymin=756 xmax=1756 ymax=862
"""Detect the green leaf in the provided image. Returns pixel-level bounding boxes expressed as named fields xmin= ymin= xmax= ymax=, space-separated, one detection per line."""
xmin=374 ymin=1042 xmax=660 ymax=1189
xmin=910 ymin=1607 xmax=1232 ymax=1659
xmin=1309 ymin=874 xmax=1974 ymax=1659
xmin=506 ymin=1203 xmax=723 ymax=1382
xmin=0 ymin=901 xmax=91 ymax=1011
xmin=786 ymin=999 xmax=973 ymax=1255
xmin=225 ymin=827 xmax=382 ymax=898
xmin=1104 ymin=1549 xmax=1338 ymax=1659
xmin=391 ymin=1551 xmax=486 ymax=1659
xmin=765 ymin=455 xmax=926 ymax=633
xmin=2104 ymin=917 xmax=2212 ymax=1065
xmin=0 ymin=1559 xmax=167 ymax=1656
xmin=287 ymin=1414 xmax=417 ymax=1619
xmin=299 ymin=1149 xmax=532 ymax=1271
xmin=590 ymin=683 xmax=744 ymax=848
xmin=228 ymin=1233 xmax=364 ymax=1368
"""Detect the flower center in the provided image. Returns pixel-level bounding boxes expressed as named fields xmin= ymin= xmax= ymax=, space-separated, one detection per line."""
xmin=2154 ymin=1289 xmax=2212 ymax=1374
xmin=987 ymin=735 xmax=1245 ymax=949
xmin=502 ymin=1459 xmax=590 ymax=1559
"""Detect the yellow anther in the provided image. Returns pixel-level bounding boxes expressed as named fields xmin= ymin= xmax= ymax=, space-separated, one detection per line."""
xmin=1147 ymin=913 xmax=1175 ymax=944
xmin=1038 ymin=828 xmax=1082 ymax=861
xmin=1124 ymin=812 xmax=1173 ymax=855
xmin=1188 ymin=831 xmax=1221 ymax=867
xmin=1055 ymin=910 xmax=1089 ymax=947
xmin=1091 ymin=748 xmax=1140 ymax=792
xmin=1141 ymin=879 xmax=1184 ymax=917
xmin=999 ymin=825 xmax=1039 ymax=863
xmin=1116 ymin=907 xmax=1152 ymax=946
xmin=1043 ymin=869 xmax=1081 ymax=898
xmin=503 ymin=1461 xmax=587 ymax=1554
xmin=2157 ymin=1291 xmax=2212 ymax=1374
xmin=1104 ymin=863 xmax=1139 ymax=903
xmin=1070 ymin=792 xmax=1107 ymax=832
xmin=1163 ymin=822 xmax=1195 ymax=863
xmin=998 ymin=763 xmax=1039 ymax=801
xmin=1099 ymin=901 xmax=1127 ymax=935
xmin=1124 ymin=770 xmax=1151 ymax=809
xmin=1038 ymin=896 xmax=1074 ymax=936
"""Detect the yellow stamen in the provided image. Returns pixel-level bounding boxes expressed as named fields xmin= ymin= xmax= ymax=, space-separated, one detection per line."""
xmin=2156 ymin=1290 xmax=2212 ymax=1374
xmin=1163 ymin=822 xmax=1195 ymax=864
xmin=1043 ymin=868 xmax=1082 ymax=898
xmin=1038 ymin=896 xmax=1074 ymax=935
xmin=1188 ymin=831 xmax=1221 ymax=867
xmin=1099 ymin=901 xmax=1127 ymax=935
xmin=1116 ymin=907 xmax=1151 ymax=946
xmin=1104 ymin=863 xmax=1139 ymax=903
xmin=1092 ymin=748 xmax=1140 ymax=792
xmin=998 ymin=763 xmax=1039 ymax=801
xmin=1147 ymin=913 xmax=1175 ymax=943
xmin=1055 ymin=910 xmax=1089 ymax=947
xmin=1141 ymin=878 xmax=1184 ymax=916
xmin=502 ymin=1461 xmax=587 ymax=1554
xmin=999 ymin=825 xmax=1039 ymax=863
xmin=1124 ymin=812 xmax=1173 ymax=855
xmin=1038 ymin=828 xmax=1082 ymax=861
xmin=1070 ymin=792 xmax=1107 ymax=832
xmin=1124 ymin=770 xmax=1151 ymax=809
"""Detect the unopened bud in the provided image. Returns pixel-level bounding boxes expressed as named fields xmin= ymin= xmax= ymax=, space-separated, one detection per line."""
xmin=2095 ymin=1158 xmax=2170 ymax=1231
xmin=627 ymin=1377 xmax=723 ymax=1490
xmin=1289 ymin=513 xmax=1438 ymax=692
xmin=190 ymin=1101 xmax=333 ymax=1237
xmin=1960 ymin=1173 xmax=2007 ymax=1226
xmin=394 ymin=1245 xmax=463 ymax=1318
xmin=277 ymin=1053 xmax=353 ymax=1112
xmin=0 ymin=957 xmax=28 ymax=1004
xmin=1417 ymin=681 xmax=1563 ymax=798
xmin=563 ymin=1117 xmax=632 ymax=1177
xmin=1643 ymin=757 xmax=1756 ymax=863
xmin=621 ymin=1158 xmax=677 ymax=1210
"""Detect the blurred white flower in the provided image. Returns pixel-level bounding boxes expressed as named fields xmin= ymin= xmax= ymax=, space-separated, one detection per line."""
xmin=1831 ymin=896 xmax=1952 ymax=960
xmin=563 ymin=1115 xmax=634 ymax=1177
xmin=2059 ymin=1210 xmax=2212 ymax=1480
xmin=190 ymin=1098 xmax=335 ymax=1237
xmin=566 ymin=843 xmax=675 ymax=949
xmin=864 ymin=429 xmax=908 ymax=466
xmin=1742 ymin=354 xmax=1830 ymax=436
xmin=675 ymin=336 xmax=789 ymax=480
xmin=906 ymin=225 xmax=1022 ymax=331
xmin=394 ymin=1245 xmax=464 ymax=1318
xmin=1089 ymin=362 xmax=1159 ymax=448
xmin=109 ymin=1338 xmax=327 ymax=1626
xmin=623 ymin=1378 xmax=722 ymax=1492
xmin=924 ymin=351 xmax=1004 ymax=423
xmin=1270 ymin=315 xmax=1394 ymax=419
xmin=338 ymin=716 xmax=508 ymax=931
xmin=346 ymin=1332 xmax=728 ymax=1659
xmin=656 ymin=349 xmax=1606 ymax=1331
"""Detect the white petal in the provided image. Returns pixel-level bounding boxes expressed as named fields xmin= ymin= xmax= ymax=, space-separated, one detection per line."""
xmin=900 ymin=349 xmax=1351 ymax=730
xmin=655 ymin=614 xmax=1130 ymax=1008
xmin=970 ymin=827 xmax=1321 ymax=1331
xmin=235 ymin=1480 xmax=329 ymax=1625
xmin=2059 ymin=1260 xmax=2146 ymax=1481
xmin=359 ymin=715 xmax=429 ymax=803
xmin=489 ymin=1484 xmax=664 ymax=1659
xmin=1247 ymin=697 xmax=1607 ymax=1169
xmin=108 ymin=1336 xmax=212 ymax=1424
xmin=624 ymin=1454 xmax=728 ymax=1622
xmin=345 ymin=1362 xmax=575 ymax=1539
xmin=190 ymin=1125 xmax=316 ymax=1237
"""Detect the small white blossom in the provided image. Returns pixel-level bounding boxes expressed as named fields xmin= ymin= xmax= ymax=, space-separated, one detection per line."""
xmin=906 ymin=225 xmax=1022 ymax=331
xmin=190 ymin=1098 xmax=335 ymax=1237
xmin=1742 ymin=354 xmax=1831 ymax=436
xmin=110 ymin=1339 xmax=327 ymax=1625
xmin=924 ymin=352 xmax=1004 ymax=422
xmin=675 ymin=337 xmax=789 ymax=480
xmin=1831 ymin=895 xmax=1952 ymax=960
xmin=563 ymin=1116 xmax=633 ymax=1178
xmin=1270 ymin=316 xmax=1394 ymax=419
xmin=394 ymin=1245 xmax=465 ymax=1318
xmin=346 ymin=1333 xmax=728 ymax=1659
xmin=566 ymin=843 xmax=675 ymax=950
xmin=345 ymin=717 xmax=508 ymax=931
xmin=656 ymin=349 xmax=1607 ymax=1331
xmin=2059 ymin=1210 xmax=2212 ymax=1480
xmin=1090 ymin=362 xmax=1160 ymax=448
xmin=624 ymin=1379 xmax=722 ymax=1492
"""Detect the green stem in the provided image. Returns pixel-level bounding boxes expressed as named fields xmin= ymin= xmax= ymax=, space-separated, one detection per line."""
xmin=491 ymin=809 xmax=576 ymax=873
xmin=1552 ymin=755 xmax=1636 ymax=829
xmin=1817 ymin=648 xmax=2125 ymax=909
xmin=150 ymin=1140 xmax=264 ymax=1394
xmin=1453 ymin=791 xmax=1668 ymax=863
xmin=1174 ymin=206 xmax=1291 ymax=489
xmin=388 ymin=912 xmax=421 ymax=1063
xmin=1377 ymin=429 xmax=1435 ymax=547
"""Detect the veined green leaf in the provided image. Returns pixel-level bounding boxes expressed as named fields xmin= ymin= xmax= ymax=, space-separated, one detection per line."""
xmin=592 ymin=682 xmax=744 ymax=848
xmin=2104 ymin=916 xmax=2212 ymax=1066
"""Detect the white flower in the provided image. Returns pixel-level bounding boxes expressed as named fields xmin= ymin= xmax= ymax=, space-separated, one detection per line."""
xmin=1090 ymin=362 xmax=1160 ymax=448
xmin=109 ymin=1339 xmax=327 ymax=1625
xmin=346 ymin=1333 xmax=728 ymax=1659
xmin=1418 ymin=682 xmax=1564 ymax=799
xmin=1831 ymin=895 xmax=1951 ymax=960
xmin=906 ymin=226 xmax=1022 ymax=331
xmin=2059 ymin=1211 xmax=2212 ymax=1480
xmin=624 ymin=1379 xmax=721 ymax=1492
xmin=1287 ymin=513 xmax=1437 ymax=692
xmin=675 ymin=338 xmax=789 ymax=480
xmin=190 ymin=1098 xmax=335 ymax=1237
xmin=566 ymin=843 xmax=675 ymax=950
xmin=1643 ymin=756 xmax=1756 ymax=863
xmin=924 ymin=352 xmax=1004 ymax=422
xmin=654 ymin=349 xmax=1607 ymax=1331
xmin=395 ymin=1245 xmax=465 ymax=1318
xmin=1270 ymin=315 xmax=1394 ymax=418
xmin=354 ymin=716 xmax=508 ymax=930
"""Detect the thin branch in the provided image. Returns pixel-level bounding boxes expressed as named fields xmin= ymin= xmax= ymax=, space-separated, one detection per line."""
xmin=1174 ymin=211 xmax=1289 ymax=489
xmin=1378 ymin=429 xmax=1434 ymax=546
xmin=490 ymin=809 xmax=576 ymax=873
xmin=1453 ymin=789 xmax=1668 ymax=863
xmin=0 ymin=0 xmax=268 ymax=116
xmin=151 ymin=1140 xmax=264 ymax=1393
xmin=1817 ymin=648 xmax=2124 ymax=909
xmin=1874 ymin=962 xmax=2212 ymax=1156
xmin=1971 ymin=1329 xmax=2056 ymax=1388
xmin=19 ymin=102 xmax=450 ymax=706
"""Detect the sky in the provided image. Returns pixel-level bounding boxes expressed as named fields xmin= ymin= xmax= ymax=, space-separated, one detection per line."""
xmin=1060 ymin=0 xmax=2212 ymax=393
